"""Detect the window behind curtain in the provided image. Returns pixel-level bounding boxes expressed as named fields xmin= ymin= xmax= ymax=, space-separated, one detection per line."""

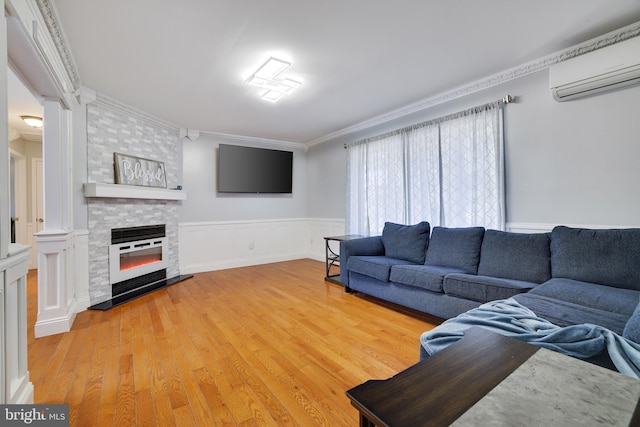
xmin=346 ymin=102 xmax=504 ymax=236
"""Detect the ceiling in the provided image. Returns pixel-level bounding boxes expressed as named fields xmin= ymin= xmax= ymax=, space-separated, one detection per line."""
xmin=8 ymin=67 xmax=43 ymax=143
xmin=21 ymin=1 xmax=640 ymax=143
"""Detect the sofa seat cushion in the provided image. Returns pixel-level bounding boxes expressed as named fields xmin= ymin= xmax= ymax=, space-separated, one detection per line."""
xmin=389 ymin=265 xmax=467 ymax=293
xmin=551 ymin=226 xmax=640 ymax=290
xmin=346 ymin=256 xmax=415 ymax=282
xmin=477 ymin=230 xmax=551 ymax=283
xmin=424 ymin=226 xmax=485 ymax=273
xmin=382 ymin=221 xmax=430 ymax=264
xmin=442 ymin=273 xmax=537 ymax=303
xmin=528 ymin=278 xmax=639 ymax=316
xmin=513 ymin=293 xmax=630 ymax=335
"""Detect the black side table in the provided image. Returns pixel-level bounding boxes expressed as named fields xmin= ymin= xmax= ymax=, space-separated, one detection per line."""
xmin=324 ymin=235 xmax=364 ymax=285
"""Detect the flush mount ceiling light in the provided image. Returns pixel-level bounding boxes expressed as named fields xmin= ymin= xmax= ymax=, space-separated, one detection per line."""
xmin=246 ymin=57 xmax=302 ymax=102
xmin=20 ymin=115 xmax=43 ymax=128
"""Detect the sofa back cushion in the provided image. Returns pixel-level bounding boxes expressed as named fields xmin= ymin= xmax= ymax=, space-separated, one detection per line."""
xmin=382 ymin=221 xmax=430 ymax=264
xmin=477 ymin=230 xmax=551 ymax=283
xmin=551 ymin=226 xmax=640 ymax=290
xmin=424 ymin=226 xmax=485 ymax=273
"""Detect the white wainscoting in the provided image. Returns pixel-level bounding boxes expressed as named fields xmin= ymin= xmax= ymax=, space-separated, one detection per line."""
xmin=179 ymin=218 xmax=346 ymax=274
xmin=26 ymin=223 xmax=37 ymax=270
xmin=306 ymin=218 xmax=348 ymax=261
xmin=506 ymin=222 xmax=640 ymax=234
xmin=1 ymin=244 xmax=34 ymax=404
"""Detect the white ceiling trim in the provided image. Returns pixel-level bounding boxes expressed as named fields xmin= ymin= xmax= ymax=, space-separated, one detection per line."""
xmin=36 ymin=0 xmax=80 ymax=87
xmin=19 ymin=132 xmax=44 ymax=142
xmin=92 ymin=94 xmax=303 ymax=150
xmin=197 ymin=131 xmax=303 ymax=151
xmin=94 ymin=92 xmax=179 ymax=133
xmin=306 ymin=21 xmax=640 ymax=148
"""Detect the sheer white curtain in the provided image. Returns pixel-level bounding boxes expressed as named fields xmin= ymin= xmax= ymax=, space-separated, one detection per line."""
xmin=439 ymin=106 xmax=504 ymax=229
xmin=346 ymin=135 xmax=405 ymax=235
xmin=405 ymin=123 xmax=441 ymax=228
xmin=346 ymin=102 xmax=505 ymax=235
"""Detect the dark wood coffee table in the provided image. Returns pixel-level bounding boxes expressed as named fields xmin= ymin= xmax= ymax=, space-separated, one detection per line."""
xmin=346 ymin=327 xmax=640 ymax=427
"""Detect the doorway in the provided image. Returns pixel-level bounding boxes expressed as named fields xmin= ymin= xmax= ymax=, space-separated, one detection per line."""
xmin=9 ymin=150 xmax=27 ymax=244
xmin=8 ymin=66 xmax=44 ymax=269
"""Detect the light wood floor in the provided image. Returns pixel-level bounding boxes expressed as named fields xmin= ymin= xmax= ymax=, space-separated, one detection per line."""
xmin=27 ymin=259 xmax=440 ymax=426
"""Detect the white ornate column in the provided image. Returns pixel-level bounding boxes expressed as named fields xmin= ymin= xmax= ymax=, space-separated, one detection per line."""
xmin=35 ymin=99 xmax=77 ymax=337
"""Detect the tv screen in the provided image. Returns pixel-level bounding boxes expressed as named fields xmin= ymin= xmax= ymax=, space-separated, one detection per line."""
xmin=218 ymin=144 xmax=293 ymax=193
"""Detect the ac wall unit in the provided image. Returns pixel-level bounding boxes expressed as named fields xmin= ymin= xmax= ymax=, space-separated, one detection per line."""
xmin=549 ymin=36 xmax=640 ymax=102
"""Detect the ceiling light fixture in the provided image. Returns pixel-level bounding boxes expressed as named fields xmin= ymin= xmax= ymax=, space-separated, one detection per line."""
xmin=20 ymin=115 xmax=43 ymax=128
xmin=246 ymin=57 xmax=302 ymax=102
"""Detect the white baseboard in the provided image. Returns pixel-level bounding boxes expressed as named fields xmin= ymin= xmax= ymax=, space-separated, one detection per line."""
xmin=181 ymin=252 xmax=309 ymax=274
xmin=7 ymin=376 xmax=34 ymax=404
xmin=34 ymin=303 xmax=78 ymax=338
xmin=75 ymin=296 xmax=92 ymax=312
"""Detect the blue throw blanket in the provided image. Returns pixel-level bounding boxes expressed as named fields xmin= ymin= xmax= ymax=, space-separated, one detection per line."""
xmin=420 ymin=298 xmax=640 ymax=379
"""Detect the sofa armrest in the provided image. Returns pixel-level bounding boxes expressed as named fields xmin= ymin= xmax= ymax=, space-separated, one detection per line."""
xmin=339 ymin=236 xmax=384 ymax=285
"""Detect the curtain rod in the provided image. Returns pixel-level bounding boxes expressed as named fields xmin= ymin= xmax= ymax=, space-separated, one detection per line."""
xmin=344 ymin=94 xmax=513 ymax=149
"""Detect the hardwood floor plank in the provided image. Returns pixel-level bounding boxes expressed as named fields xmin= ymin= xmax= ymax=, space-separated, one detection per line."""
xmin=74 ymin=309 xmax=112 ymax=426
xmin=155 ymin=291 xmax=222 ymax=427
xmin=28 ymin=259 xmax=439 ymax=426
xmin=65 ymin=310 xmax=105 ymax=426
xmin=116 ymin=303 xmax=136 ymax=427
xmin=139 ymin=298 xmax=178 ymax=427
xmin=95 ymin=306 xmax=124 ymax=426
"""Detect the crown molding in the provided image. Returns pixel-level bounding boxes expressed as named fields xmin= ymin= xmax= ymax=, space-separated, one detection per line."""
xmin=306 ymin=21 xmax=640 ymax=148
xmin=94 ymin=92 xmax=179 ymax=133
xmin=20 ymin=132 xmax=43 ymax=142
xmin=197 ymin=130 xmax=304 ymax=151
xmin=36 ymin=0 xmax=80 ymax=89
xmin=92 ymin=94 xmax=303 ymax=148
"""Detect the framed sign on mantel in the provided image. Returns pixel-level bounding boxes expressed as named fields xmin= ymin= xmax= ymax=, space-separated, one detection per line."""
xmin=114 ymin=152 xmax=167 ymax=188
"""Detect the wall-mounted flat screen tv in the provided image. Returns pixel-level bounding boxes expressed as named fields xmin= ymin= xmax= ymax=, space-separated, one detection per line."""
xmin=218 ymin=144 xmax=293 ymax=193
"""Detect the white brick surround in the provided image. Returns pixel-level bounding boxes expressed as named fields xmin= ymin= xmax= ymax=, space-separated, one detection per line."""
xmin=86 ymin=99 xmax=181 ymax=304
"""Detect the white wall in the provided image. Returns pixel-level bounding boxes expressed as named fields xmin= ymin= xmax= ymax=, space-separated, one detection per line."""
xmin=504 ymin=71 xmax=640 ymax=227
xmin=179 ymin=134 xmax=308 ymax=222
xmin=307 ymin=69 xmax=640 ymax=230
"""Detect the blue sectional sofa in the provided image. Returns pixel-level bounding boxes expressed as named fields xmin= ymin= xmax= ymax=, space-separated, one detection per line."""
xmin=340 ymin=223 xmax=640 ymax=343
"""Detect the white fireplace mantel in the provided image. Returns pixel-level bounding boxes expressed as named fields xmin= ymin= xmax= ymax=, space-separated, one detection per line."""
xmin=83 ymin=183 xmax=187 ymax=201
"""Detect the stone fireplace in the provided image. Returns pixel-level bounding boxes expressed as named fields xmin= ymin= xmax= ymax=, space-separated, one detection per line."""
xmin=85 ymin=95 xmax=183 ymax=306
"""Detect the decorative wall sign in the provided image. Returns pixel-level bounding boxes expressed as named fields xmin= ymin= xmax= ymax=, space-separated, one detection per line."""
xmin=114 ymin=153 xmax=167 ymax=188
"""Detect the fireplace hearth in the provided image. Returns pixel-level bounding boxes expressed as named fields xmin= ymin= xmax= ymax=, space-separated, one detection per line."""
xmin=89 ymin=224 xmax=192 ymax=310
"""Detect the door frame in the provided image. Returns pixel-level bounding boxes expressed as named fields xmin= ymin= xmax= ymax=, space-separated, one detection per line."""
xmin=30 ymin=157 xmax=43 ymax=269
xmin=9 ymin=149 xmax=27 ymax=244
